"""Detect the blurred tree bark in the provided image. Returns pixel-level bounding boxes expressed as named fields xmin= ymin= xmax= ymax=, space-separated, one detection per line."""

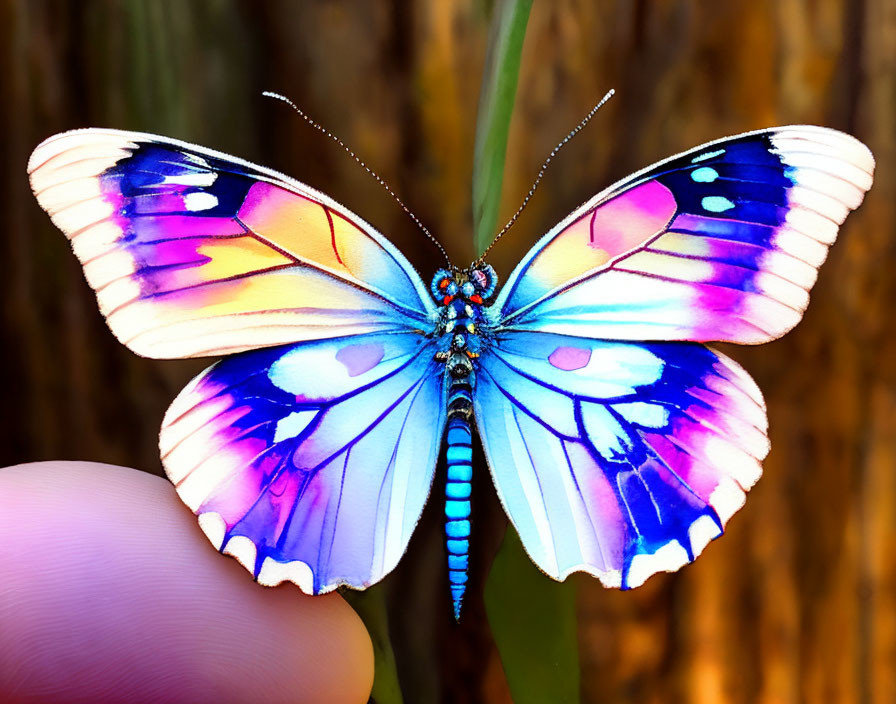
xmin=1 ymin=1 xmax=893 ymax=702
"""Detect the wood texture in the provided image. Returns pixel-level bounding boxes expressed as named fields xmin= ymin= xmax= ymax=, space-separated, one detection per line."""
xmin=2 ymin=1 xmax=893 ymax=702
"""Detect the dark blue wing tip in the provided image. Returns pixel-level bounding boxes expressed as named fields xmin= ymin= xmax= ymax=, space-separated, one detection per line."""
xmin=102 ymin=143 xmax=258 ymax=217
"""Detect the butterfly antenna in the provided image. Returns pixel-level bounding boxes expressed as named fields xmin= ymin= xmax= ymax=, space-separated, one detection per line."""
xmin=476 ymin=88 xmax=616 ymax=263
xmin=263 ymin=91 xmax=451 ymax=266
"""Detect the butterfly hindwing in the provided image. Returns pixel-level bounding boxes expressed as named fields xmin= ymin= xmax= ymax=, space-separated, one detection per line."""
xmin=28 ymin=129 xmax=435 ymax=359
xmin=493 ymin=126 xmax=874 ymax=343
xmin=161 ymin=331 xmax=446 ymax=592
xmin=474 ymin=331 xmax=768 ymax=588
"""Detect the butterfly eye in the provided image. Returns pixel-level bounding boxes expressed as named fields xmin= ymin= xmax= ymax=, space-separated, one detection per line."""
xmin=430 ymin=268 xmax=455 ymax=300
xmin=468 ymin=264 xmax=498 ymax=299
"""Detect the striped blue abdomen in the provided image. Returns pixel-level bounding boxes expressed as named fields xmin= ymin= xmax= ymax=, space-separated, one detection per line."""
xmin=445 ymin=380 xmax=473 ymax=620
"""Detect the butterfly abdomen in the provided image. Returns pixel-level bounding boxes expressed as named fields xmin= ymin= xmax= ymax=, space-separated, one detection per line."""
xmin=445 ymin=376 xmax=474 ymax=620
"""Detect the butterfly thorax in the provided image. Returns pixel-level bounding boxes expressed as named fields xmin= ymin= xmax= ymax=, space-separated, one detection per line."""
xmin=430 ymin=264 xmax=497 ymax=381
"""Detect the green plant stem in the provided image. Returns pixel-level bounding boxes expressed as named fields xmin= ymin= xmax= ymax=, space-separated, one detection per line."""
xmin=485 ymin=530 xmax=581 ymax=703
xmin=472 ymin=0 xmax=534 ymax=257
xmin=475 ymin=1 xmax=582 ymax=700
xmin=343 ymin=587 xmax=404 ymax=704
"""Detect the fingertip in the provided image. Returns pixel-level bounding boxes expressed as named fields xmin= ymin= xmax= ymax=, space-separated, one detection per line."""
xmin=0 ymin=461 xmax=374 ymax=704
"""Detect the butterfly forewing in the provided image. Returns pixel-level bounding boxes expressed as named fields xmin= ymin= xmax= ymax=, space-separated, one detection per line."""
xmin=493 ymin=126 xmax=874 ymax=344
xmin=27 ymin=129 xmax=436 ymax=359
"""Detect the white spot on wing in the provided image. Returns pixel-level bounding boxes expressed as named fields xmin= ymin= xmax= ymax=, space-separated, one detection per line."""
xmin=71 ymin=221 xmax=125 ymax=260
xmin=197 ymin=512 xmax=226 ymax=550
xmin=580 ymin=402 xmax=629 ymax=458
xmin=162 ymin=171 xmax=218 ymax=187
xmin=760 ymin=249 xmax=818 ymax=289
xmin=692 ymin=148 xmax=725 ymax=163
xmin=754 ymin=271 xmax=809 ymax=310
xmin=96 ymin=278 xmax=142 ymax=316
xmin=256 ymin=556 xmax=315 ymax=593
xmin=699 ymin=435 xmax=765 ymax=490
xmin=688 ymin=514 xmax=722 ymax=556
xmin=273 ymin=410 xmax=317 ymax=442
xmin=613 ymin=401 xmax=669 ymax=428
xmin=771 ymin=227 xmax=829 ymax=267
xmin=785 ymin=185 xmax=850 ymax=224
xmin=781 ymin=166 xmax=865 ymax=209
xmin=770 ymin=131 xmax=875 ymax=176
xmin=170 ymin=428 xmax=255 ymax=510
xmin=773 ymin=151 xmax=872 ymax=191
xmin=184 ymin=192 xmax=218 ymax=211
xmin=626 ymin=540 xmax=690 ymax=588
xmin=37 ymin=179 xmax=104 ymax=211
xmin=161 ymin=394 xmax=232 ymax=464
xmin=222 ymin=535 xmax=258 ymax=572
xmin=183 ymin=153 xmax=212 ymax=169
xmin=709 ymin=477 xmax=747 ymax=523
xmin=597 ymin=568 xmax=623 ymax=589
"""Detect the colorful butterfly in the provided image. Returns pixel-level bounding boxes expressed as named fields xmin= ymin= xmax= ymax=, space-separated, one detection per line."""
xmin=28 ymin=124 xmax=873 ymax=619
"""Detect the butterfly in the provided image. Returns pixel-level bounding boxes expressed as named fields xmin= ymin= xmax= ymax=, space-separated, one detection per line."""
xmin=28 ymin=123 xmax=873 ymax=619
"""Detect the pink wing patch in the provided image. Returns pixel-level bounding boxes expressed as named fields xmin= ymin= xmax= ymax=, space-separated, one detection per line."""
xmin=547 ymin=345 xmax=592 ymax=371
xmin=335 ymin=342 xmax=387 ymax=377
xmin=512 ymin=181 xmax=677 ymax=306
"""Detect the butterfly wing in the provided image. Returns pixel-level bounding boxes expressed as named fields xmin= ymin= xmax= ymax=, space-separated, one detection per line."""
xmin=492 ymin=126 xmax=874 ymax=343
xmin=161 ymin=331 xmax=446 ymax=592
xmin=28 ymin=129 xmax=435 ymax=358
xmin=475 ymin=126 xmax=872 ymax=587
xmin=30 ymin=129 xmax=447 ymax=590
xmin=474 ymin=332 xmax=767 ymax=588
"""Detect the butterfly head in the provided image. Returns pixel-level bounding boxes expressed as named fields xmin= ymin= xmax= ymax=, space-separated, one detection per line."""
xmin=429 ymin=264 xmax=498 ymax=306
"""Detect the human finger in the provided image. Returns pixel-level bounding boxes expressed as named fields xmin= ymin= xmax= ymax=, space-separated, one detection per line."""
xmin=0 ymin=461 xmax=374 ymax=704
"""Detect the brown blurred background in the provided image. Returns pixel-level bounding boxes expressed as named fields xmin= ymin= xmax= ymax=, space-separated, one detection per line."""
xmin=2 ymin=1 xmax=894 ymax=702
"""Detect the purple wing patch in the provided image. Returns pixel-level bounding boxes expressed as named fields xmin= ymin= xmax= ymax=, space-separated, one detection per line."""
xmin=336 ymin=342 xmax=387 ymax=377
xmin=548 ymin=345 xmax=592 ymax=371
xmin=160 ymin=332 xmax=446 ymax=593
